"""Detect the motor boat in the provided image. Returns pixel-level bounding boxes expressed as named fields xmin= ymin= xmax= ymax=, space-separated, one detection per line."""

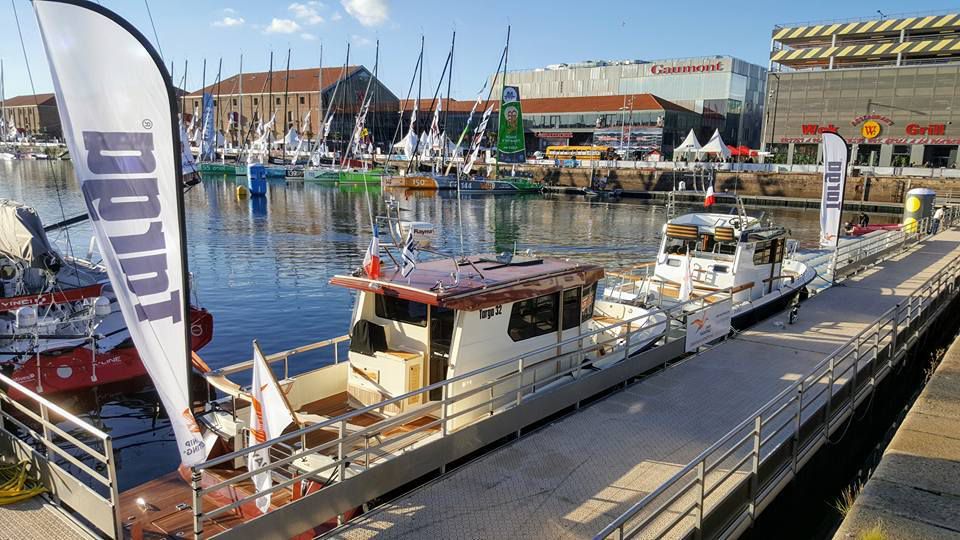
xmin=122 ymin=206 xmax=677 ymax=537
xmin=0 ymin=200 xmax=214 ymax=396
xmin=605 ymin=209 xmax=815 ymax=330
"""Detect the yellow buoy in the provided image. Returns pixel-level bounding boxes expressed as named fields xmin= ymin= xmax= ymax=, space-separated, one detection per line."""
xmin=236 ymin=185 xmax=250 ymax=199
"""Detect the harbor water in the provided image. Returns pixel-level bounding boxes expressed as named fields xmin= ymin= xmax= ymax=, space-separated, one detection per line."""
xmin=0 ymin=159 xmax=851 ymax=489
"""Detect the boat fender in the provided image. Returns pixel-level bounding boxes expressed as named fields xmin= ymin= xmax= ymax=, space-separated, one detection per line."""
xmin=15 ymin=306 xmax=37 ymax=328
xmin=93 ymin=296 xmax=112 ymax=317
xmin=236 ymin=185 xmax=250 ymax=199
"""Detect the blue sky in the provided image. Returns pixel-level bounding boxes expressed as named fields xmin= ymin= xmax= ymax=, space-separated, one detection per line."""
xmin=2 ymin=0 xmax=959 ymax=100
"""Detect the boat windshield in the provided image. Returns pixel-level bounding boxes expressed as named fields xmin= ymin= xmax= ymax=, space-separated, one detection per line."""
xmin=374 ymin=295 xmax=428 ymax=327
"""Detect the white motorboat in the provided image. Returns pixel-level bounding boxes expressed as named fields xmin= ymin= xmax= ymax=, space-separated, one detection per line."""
xmin=605 ymin=210 xmax=815 ymax=330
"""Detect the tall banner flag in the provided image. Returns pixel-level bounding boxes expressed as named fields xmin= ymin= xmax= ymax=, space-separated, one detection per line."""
xmin=400 ymin=231 xmax=417 ymax=277
xmin=248 ymin=340 xmax=295 ymax=514
xmin=819 ymin=132 xmax=848 ymax=248
xmin=200 ymin=93 xmax=215 ymax=161
xmin=464 ymin=104 xmax=494 ymax=175
xmin=34 ymin=0 xmax=206 ymax=465
xmin=497 ymin=85 xmax=525 ymax=163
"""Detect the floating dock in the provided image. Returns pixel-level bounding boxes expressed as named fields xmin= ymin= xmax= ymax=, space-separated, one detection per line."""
xmin=332 ymin=229 xmax=960 ymax=539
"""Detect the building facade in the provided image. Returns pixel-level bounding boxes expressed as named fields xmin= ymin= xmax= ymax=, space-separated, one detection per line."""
xmin=186 ymin=65 xmax=399 ymax=153
xmin=764 ymin=11 xmax=960 ymax=167
xmin=2 ymin=93 xmax=61 ymax=140
xmin=492 ymin=55 xmax=767 ymax=148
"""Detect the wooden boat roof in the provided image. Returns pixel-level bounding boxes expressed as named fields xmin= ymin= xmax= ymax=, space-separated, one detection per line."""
xmin=330 ymin=255 xmax=604 ymax=311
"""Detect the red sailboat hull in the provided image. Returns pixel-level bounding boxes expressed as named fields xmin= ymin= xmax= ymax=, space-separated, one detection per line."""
xmin=7 ymin=307 xmax=214 ymax=396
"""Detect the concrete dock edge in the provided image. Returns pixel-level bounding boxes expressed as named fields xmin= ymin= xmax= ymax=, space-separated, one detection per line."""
xmin=833 ymin=330 xmax=960 ymax=539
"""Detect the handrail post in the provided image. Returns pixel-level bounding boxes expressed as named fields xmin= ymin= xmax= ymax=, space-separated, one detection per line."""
xmin=104 ymin=436 xmax=122 ymax=540
xmin=695 ymin=460 xmax=705 ymax=540
xmin=851 ymin=337 xmax=860 ymax=409
xmin=441 ymin=384 xmax=448 ymax=437
xmin=338 ymin=419 xmax=346 ymax=525
xmin=792 ymin=384 xmax=802 ymax=475
xmin=516 ymin=358 xmax=524 ymax=408
xmin=749 ymin=415 xmax=761 ymax=523
xmin=825 ymin=356 xmax=835 ymax=431
xmin=192 ymin=467 xmax=203 ymax=540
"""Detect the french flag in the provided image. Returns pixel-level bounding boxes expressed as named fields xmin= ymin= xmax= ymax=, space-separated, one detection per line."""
xmin=704 ymin=186 xmax=716 ymax=208
xmin=363 ymin=225 xmax=381 ymax=279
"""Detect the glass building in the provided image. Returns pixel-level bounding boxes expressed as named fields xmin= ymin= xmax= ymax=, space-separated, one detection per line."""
xmin=764 ymin=11 xmax=960 ymax=167
xmin=493 ymin=56 xmax=767 ymax=148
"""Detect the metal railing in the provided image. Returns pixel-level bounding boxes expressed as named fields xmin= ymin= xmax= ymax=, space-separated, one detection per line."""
xmin=189 ymin=288 xmax=736 ymax=538
xmin=596 ymin=222 xmax=960 ymax=540
xmin=0 ymin=373 xmax=121 ymax=539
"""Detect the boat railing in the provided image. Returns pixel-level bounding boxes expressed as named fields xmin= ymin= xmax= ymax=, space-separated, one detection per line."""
xmin=594 ymin=220 xmax=960 ymax=540
xmin=189 ymin=287 xmax=738 ymax=538
xmin=214 ymin=334 xmax=352 ymax=379
xmin=833 ymin=208 xmax=959 ymax=280
xmin=0 ymin=372 xmax=121 ymax=539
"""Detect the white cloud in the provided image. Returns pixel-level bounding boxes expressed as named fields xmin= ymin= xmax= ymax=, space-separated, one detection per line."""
xmin=289 ymin=2 xmax=325 ymax=24
xmin=341 ymin=0 xmax=388 ymax=27
xmin=301 ymin=32 xmax=318 ymax=40
xmin=223 ymin=7 xmax=236 ymax=14
xmin=331 ymin=12 xmax=343 ymax=21
xmin=264 ymin=18 xmax=302 ymax=34
xmin=212 ymin=15 xmax=245 ymax=27
xmin=351 ymin=34 xmax=373 ymax=46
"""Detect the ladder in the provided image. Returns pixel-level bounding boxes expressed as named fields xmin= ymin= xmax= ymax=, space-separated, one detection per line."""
xmin=666 ymin=189 xmax=677 ymax=220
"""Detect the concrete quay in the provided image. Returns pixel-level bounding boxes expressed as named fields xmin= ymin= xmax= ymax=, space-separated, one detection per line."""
xmin=330 ymin=232 xmax=960 ymax=538
xmin=833 ymin=332 xmax=960 ymax=540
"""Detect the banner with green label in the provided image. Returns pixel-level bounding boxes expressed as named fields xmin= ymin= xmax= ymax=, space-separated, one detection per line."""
xmin=497 ymin=85 xmax=526 ymax=163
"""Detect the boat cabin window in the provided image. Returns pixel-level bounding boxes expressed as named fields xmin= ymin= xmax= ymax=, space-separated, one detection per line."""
xmin=508 ymin=293 xmax=559 ymax=342
xmin=752 ymin=239 xmax=785 ymax=265
xmin=580 ymin=282 xmax=598 ymax=323
xmin=374 ymin=295 xmax=428 ymax=327
xmin=562 ymin=288 xmax=580 ymax=330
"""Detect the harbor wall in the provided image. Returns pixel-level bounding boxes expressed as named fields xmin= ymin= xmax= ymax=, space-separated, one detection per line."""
xmin=531 ymin=167 xmax=952 ymax=205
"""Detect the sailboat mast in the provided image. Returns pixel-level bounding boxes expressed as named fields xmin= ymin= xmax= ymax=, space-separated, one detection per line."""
xmin=384 ymin=39 xmax=423 ymax=174
xmin=214 ymin=58 xmax=223 ymax=161
xmin=180 ymin=59 xmax=187 ymax=128
xmin=282 ymin=48 xmax=291 ymax=161
xmin=405 ymin=36 xmax=425 ymax=175
xmin=199 ymin=58 xmax=207 ymax=162
xmin=341 ymin=41 xmax=378 ymax=169
xmin=267 ymin=50 xmax=274 ymax=153
xmin=1 ymin=59 xmax=5 ymax=139
xmin=495 ymin=26 xmax=510 ymax=181
xmin=443 ymin=32 xmax=455 ymax=171
xmin=237 ymin=54 xmax=243 ymax=150
xmin=317 ymin=43 xmax=323 ymax=153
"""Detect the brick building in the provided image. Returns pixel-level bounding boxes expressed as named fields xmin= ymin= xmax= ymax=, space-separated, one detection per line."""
xmin=2 ymin=93 xmax=61 ymax=140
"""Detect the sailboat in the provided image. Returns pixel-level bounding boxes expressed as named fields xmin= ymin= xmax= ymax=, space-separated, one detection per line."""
xmin=336 ymin=42 xmax=384 ymax=185
xmin=382 ymin=29 xmax=541 ymax=194
xmin=304 ymin=44 xmax=349 ymax=182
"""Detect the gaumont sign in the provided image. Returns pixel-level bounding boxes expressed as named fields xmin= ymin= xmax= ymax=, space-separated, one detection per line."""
xmin=650 ymin=61 xmax=725 ymax=75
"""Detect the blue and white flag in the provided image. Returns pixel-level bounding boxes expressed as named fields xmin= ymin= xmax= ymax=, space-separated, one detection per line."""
xmin=200 ymin=93 xmax=215 ymax=161
xmin=400 ymin=230 xmax=417 ymax=277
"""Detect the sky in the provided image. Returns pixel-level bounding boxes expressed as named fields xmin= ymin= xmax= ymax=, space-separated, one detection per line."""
xmin=2 ymin=0 xmax=959 ymax=101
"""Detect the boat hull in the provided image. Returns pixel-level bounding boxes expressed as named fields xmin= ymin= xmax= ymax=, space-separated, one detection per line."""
xmin=198 ymin=162 xmax=244 ymax=176
xmin=6 ymin=307 xmax=214 ymax=396
xmin=339 ymin=169 xmax=384 ymax=184
xmin=382 ymin=174 xmax=541 ymax=193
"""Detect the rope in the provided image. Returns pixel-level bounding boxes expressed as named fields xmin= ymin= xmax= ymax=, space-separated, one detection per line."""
xmin=0 ymin=460 xmax=47 ymax=505
xmin=143 ymin=0 xmax=164 ymax=61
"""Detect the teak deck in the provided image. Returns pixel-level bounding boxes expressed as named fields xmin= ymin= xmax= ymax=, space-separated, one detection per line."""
xmin=121 ymin=392 xmax=440 ymax=538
